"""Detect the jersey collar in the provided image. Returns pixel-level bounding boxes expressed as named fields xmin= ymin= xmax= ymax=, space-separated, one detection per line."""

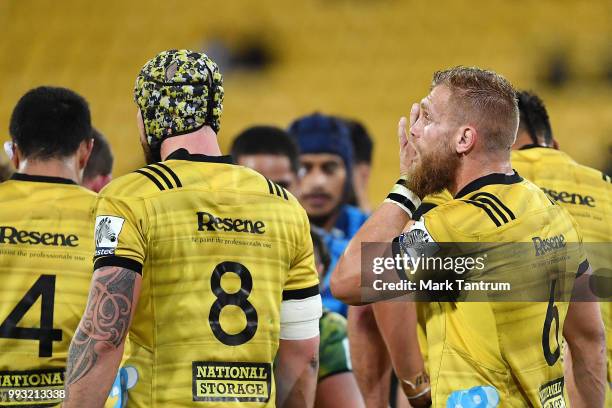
xmin=518 ymin=143 xmax=552 ymax=151
xmin=165 ymin=148 xmax=233 ymax=164
xmin=10 ymin=173 xmax=77 ymax=185
xmin=454 ymin=171 xmax=523 ymax=199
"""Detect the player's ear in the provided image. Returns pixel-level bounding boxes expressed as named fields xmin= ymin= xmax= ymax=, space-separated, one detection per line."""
xmin=78 ymin=138 xmax=94 ymax=170
xmin=10 ymin=143 xmax=20 ymax=169
xmin=456 ymin=126 xmax=477 ymax=155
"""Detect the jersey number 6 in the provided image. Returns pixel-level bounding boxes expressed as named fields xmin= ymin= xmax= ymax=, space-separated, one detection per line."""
xmin=209 ymin=261 xmax=258 ymax=346
xmin=542 ymin=279 xmax=561 ymax=366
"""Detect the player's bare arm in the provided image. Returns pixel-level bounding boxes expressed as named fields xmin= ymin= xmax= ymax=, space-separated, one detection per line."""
xmin=347 ymin=305 xmax=393 ymax=408
xmin=372 ymin=302 xmax=430 ymax=407
xmin=63 ymin=266 xmax=141 ymax=407
xmin=275 ymin=336 xmax=320 ymax=408
xmin=331 ymin=107 xmax=421 ymax=304
xmin=562 ymin=267 xmax=606 ymax=408
xmin=315 ymin=371 xmax=365 ymax=408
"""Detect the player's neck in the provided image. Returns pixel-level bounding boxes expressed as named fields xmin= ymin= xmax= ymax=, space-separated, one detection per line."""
xmin=17 ymin=157 xmax=81 ymax=183
xmin=450 ymin=155 xmax=513 ymax=196
xmin=160 ymin=126 xmax=222 ymax=159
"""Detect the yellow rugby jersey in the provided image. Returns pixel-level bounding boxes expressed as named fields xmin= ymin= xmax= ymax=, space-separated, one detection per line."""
xmin=402 ymin=172 xmax=587 ymax=407
xmin=0 ymin=174 xmax=96 ymax=406
xmin=512 ymin=145 xmax=612 ymax=397
xmin=93 ymin=149 xmax=319 ymax=408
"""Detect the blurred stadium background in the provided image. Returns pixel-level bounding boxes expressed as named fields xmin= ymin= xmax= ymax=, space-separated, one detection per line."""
xmin=0 ymin=0 xmax=610 ymax=202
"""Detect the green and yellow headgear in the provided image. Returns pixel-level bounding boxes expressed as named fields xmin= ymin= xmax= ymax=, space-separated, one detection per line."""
xmin=134 ymin=49 xmax=224 ymax=154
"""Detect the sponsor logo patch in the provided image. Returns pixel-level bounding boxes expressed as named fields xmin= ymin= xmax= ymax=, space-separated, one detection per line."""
xmin=538 ymin=377 xmax=565 ymax=408
xmin=0 ymin=226 xmax=78 ymax=247
xmin=94 ymin=216 xmax=125 ymax=257
xmin=446 ymin=385 xmax=499 ymax=407
xmin=192 ymin=361 xmax=271 ymax=402
xmin=541 ymin=187 xmax=595 ymax=207
xmin=196 ymin=212 xmax=266 ymax=235
xmin=0 ymin=368 xmax=64 ymax=403
xmin=532 ymin=234 xmax=566 ymax=257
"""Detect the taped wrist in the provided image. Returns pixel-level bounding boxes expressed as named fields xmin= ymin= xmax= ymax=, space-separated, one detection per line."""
xmin=384 ymin=176 xmax=421 ymax=217
xmin=400 ymin=371 xmax=431 ymax=400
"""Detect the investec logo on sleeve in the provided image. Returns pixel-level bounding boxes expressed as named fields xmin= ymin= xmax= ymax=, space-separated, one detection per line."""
xmin=94 ymin=216 xmax=125 ymax=256
xmin=192 ymin=361 xmax=271 ymax=402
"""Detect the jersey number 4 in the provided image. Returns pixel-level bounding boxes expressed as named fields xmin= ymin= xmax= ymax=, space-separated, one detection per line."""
xmin=0 ymin=275 xmax=62 ymax=357
xmin=209 ymin=262 xmax=258 ymax=346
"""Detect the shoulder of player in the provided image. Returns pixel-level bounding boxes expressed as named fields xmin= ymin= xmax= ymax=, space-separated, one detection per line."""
xmin=421 ymin=189 xmax=520 ymax=236
xmin=99 ymin=163 xmax=185 ymax=197
xmin=236 ymin=166 xmax=302 ymax=207
xmin=1 ymin=177 xmax=98 ymax=203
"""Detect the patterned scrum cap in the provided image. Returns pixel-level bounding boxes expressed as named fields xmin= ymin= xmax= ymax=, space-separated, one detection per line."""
xmin=134 ymin=49 xmax=224 ymax=151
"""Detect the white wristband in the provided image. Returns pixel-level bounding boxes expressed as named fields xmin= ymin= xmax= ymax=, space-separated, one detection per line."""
xmin=384 ymin=177 xmax=421 ymax=217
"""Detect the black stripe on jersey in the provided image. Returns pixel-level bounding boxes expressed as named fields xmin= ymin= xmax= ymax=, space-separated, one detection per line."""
xmin=266 ymin=178 xmax=275 ymax=195
xmin=576 ymin=259 xmax=590 ymax=277
xmin=94 ymin=256 xmax=143 ymax=275
xmin=282 ymin=284 xmax=320 ymax=300
xmin=135 ymin=170 xmax=165 ymax=191
xmin=474 ymin=197 xmax=508 ymax=223
xmin=152 ymin=162 xmax=183 ymax=187
xmin=273 ymin=182 xmax=282 ymax=197
xmin=265 ymin=178 xmax=289 ymax=200
xmin=413 ymin=203 xmax=437 ymax=220
xmin=387 ymin=193 xmax=418 ymax=215
xmin=470 ymin=192 xmax=516 ymax=220
xmin=462 ymin=200 xmax=502 ymax=227
xmin=396 ymin=178 xmax=408 ymax=187
xmin=145 ymin=165 xmax=173 ymax=189
xmin=279 ymin=185 xmax=288 ymax=200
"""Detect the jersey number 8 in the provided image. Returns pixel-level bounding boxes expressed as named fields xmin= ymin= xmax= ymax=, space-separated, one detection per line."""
xmin=208 ymin=261 xmax=258 ymax=346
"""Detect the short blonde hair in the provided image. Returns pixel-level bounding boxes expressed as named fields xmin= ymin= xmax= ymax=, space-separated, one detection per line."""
xmin=432 ymin=66 xmax=519 ymax=153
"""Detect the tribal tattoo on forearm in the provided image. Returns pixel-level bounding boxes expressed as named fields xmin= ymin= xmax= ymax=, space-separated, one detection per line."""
xmin=65 ymin=266 xmax=136 ymax=387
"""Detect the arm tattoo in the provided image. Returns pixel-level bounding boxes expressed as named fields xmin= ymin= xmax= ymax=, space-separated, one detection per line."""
xmin=65 ymin=266 xmax=136 ymax=387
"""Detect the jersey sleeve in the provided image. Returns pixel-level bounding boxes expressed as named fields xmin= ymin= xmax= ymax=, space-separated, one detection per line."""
xmin=318 ymin=312 xmax=352 ymax=381
xmin=93 ymin=194 xmax=148 ymax=274
xmin=283 ymin=207 xmax=320 ymax=300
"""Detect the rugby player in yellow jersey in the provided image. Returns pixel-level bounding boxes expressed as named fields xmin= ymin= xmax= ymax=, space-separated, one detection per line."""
xmin=511 ymin=90 xmax=611 ymax=407
xmin=381 ymin=90 xmax=612 ymax=406
xmin=0 ymin=86 xmax=95 ymax=406
xmin=331 ymin=67 xmax=606 ymax=407
xmin=231 ymin=126 xmax=365 ymax=408
xmin=64 ymin=50 xmax=322 ymax=408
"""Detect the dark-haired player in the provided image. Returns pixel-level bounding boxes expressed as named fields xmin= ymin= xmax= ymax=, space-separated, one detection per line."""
xmin=343 ymin=118 xmax=374 ymax=213
xmin=231 ymin=125 xmax=300 ymax=193
xmin=511 ymin=90 xmax=611 ymax=406
xmin=82 ymin=128 xmax=114 ymax=193
xmin=0 ymin=86 xmax=96 ymax=406
xmin=232 ymin=126 xmax=364 ymax=407
xmin=64 ymin=50 xmax=322 ymax=407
